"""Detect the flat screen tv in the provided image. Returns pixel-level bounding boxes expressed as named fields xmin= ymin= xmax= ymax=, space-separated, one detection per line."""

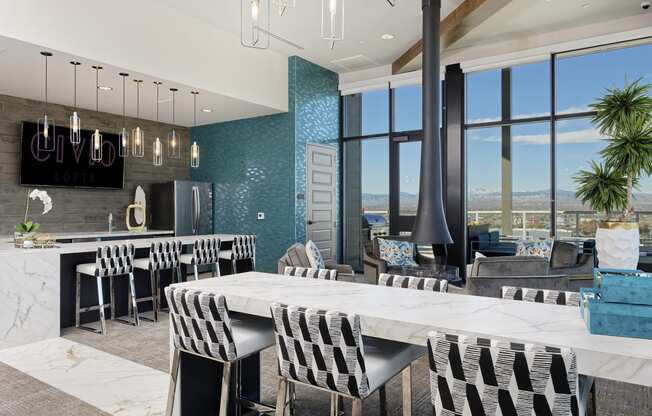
xmin=20 ymin=121 xmax=124 ymax=189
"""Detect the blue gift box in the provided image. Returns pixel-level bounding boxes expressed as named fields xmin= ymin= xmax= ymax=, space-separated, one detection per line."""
xmin=593 ymin=268 xmax=652 ymax=306
xmin=584 ymin=297 xmax=652 ymax=340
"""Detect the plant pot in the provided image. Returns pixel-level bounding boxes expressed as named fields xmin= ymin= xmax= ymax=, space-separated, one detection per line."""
xmin=595 ymin=221 xmax=639 ymax=269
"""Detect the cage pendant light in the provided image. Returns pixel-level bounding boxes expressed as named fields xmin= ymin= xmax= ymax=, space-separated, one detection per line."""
xmin=153 ymin=81 xmax=163 ymax=167
xmin=190 ymin=91 xmax=200 ymax=169
xmin=241 ymin=0 xmax=270 ymax=49
xmin=167 ymin=88 xmax=181 ymax=159
xmin=69 ymin=61 xmax=82 ymax=145
xmin=320 ymin=0 xmax=344 ymax=49
xmin=91 ymin=65 xmax=103 ymax=162
xmin=132 ymin=80 xmax=145 ymax=157
xmin=118 ymin=73 xmax=129 ymax=157
xmin=272 ymin=0 xmax=295 ymax=16
xmin=37 ymin=52 xmax=55 ymax=152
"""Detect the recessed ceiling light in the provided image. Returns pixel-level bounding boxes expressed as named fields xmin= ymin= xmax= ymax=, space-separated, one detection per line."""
xmin=381 ymin=33 xmax=395 ymax=40
xmin=98 ymin=85 xmax=112 ymax=91
xmin=202 ymin=108 xmax=213 ymax=113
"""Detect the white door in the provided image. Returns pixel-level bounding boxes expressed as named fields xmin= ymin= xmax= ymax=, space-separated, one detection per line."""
xmin=306 ymin=144 xmax=337 ymax=261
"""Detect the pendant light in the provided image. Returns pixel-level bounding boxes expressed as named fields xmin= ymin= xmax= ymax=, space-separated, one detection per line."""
xmin=91 ymin=65 xmax=103 ymax=162
xmin=241 ymin=0 xmax=270 ymax=49
xmin=190 ymin=91 xmax=200 ymax=169
xmin=69 ymin=61 xmax=82 ymax=145
xmin=153 ymin=81 xmax=163 ymax=167
xmin=320 ymin=0 xmax=344 ymax=50
xmin=37 ymin=51 xmax=55 ymax=151
xmin=272 ymin=0 xmax=295 ymax=15
xmin=132 ymin=79 xmax=145 ymax=158
xmin=167 ymin=88 xmax=181 ymax=159
xmin=118 ymin=73 xmax=130 ymax=157
xmin=386 ymin=0 xmax=396 ymax=5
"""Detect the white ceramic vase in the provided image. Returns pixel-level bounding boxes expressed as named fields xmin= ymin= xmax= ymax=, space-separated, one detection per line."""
xmin=595 ymin=222 xmax=640 ymax=270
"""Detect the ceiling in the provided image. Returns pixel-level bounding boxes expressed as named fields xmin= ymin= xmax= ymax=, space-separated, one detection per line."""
xmin=452 ymin=0 xmax=649 ymax=50
xmin=0 ymin=35 xmax=281 ymax=127
xmin=157 ymin=0 xmax=463 ymax=73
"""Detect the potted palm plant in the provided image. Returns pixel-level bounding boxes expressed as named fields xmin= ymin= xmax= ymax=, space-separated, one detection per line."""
xmin=575 ymin=80 xmax=652 ymax=268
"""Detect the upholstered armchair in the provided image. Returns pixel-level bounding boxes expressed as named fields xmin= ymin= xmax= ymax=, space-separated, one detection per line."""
xmin=363 ymin=236 xmax=433 ymax=283
xmin=277 ymin=243 xmax=353 ymax=276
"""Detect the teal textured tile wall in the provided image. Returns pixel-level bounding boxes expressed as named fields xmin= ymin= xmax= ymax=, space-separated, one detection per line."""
xmin=291 ymin=56 xmax=340 ymax=246
xmin=191 ymin=56 xmax=338 ymax=272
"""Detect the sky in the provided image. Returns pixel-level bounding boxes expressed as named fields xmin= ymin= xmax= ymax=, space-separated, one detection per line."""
xmin=351 ymin=42 xmax=652 ymax=202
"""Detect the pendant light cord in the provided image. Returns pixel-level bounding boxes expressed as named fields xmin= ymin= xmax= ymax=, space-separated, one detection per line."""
xmin=44 ymin=55 xmax=48 ymax=108
xmin=95 ymin=67 xmax=99 ymax=112
xmin=193 ymin=93 xmax=197 ymax=127
xmin=172 ymin=90 xmax=175 ymax=124
xmin=73 ymin=64 xmax=77 ymax=109
xmin=155 ymin=83 xmax=160 ymax=122
xmin=122 ymin=76 xmax=126 ymax=125
xmin=136 ymin=82 xmax=140 ymax=120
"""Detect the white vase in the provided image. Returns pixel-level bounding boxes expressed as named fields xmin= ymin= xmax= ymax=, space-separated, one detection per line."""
xmin=595 ymin=222 xmax=640 ymax=269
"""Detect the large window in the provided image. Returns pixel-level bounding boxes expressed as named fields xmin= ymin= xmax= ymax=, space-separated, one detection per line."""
xmin=465 ymin=38 xmax=652 ymax=242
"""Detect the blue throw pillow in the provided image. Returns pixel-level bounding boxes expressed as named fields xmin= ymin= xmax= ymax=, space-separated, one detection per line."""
xmin=377 ymin=238 xmax=418 ymax=267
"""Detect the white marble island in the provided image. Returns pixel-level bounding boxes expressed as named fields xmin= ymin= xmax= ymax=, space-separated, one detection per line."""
xmin=0 ymin=233 xmax=234 ymax=350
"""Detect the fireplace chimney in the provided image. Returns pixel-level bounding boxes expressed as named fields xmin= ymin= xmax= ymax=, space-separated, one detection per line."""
xmin=411 ymin=0 xmax=453 ymax=248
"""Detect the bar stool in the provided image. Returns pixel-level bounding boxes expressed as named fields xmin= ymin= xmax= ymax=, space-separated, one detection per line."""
xmin=75 ymin=244 xmax=138 ymax=335
xmin=180 ymin=237 xmax=220 ymax=281
xmin=427 ymin=331 xmax=591 ymax=416
xmin=501 ymin=286 xmax=581 ymax=306
xmin=378 ymin=273 xmax=448 ymax=292
xmin=271 ymin=302 xmax=423 ymax=416
xmin=164 ymin=287 xmax=275 ymax=416
xmin=132 ymin=240 xmax=183 ymax=322
xmin=219 ymin=235 xmax=256 ymax=274
xmin=283 ymin=266 xmax=338 ymax=280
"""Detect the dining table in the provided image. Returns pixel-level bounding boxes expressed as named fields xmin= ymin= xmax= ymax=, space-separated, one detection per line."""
xmin=170 ymin=271 xmax=652 ymax=416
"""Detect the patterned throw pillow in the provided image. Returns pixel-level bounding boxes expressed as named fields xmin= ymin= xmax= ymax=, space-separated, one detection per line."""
xmin=377 ymin=238 xmax=419 ymax=267
xmin=305 ymin=240 xmax=325 ymax=269
xmin=515 ymin=239 xmax=553 ymax=259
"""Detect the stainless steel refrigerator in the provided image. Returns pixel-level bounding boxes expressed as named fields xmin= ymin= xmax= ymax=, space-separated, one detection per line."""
xmin=151 ymin=181 xmax=213 ymax=236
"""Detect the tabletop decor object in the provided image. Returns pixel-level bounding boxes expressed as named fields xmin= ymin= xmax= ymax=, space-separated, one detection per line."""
xmin=14 ymin=189 xmax=53 ymax=248
xmin=582 ymin=267 xmax=652 ymax=339
xmin=574 ymin=80 xmax=652 ymax=269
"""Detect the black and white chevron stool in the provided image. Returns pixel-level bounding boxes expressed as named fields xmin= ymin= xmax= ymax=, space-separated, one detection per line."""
xmin=427 ymin=331 xmax=591 ymax=416
xmin=378 ymin=273 xmax=448 ymax=292
xmin=270 ymin=302 xmax=423 ymax=416
xmin=283 ymin=266 xmax=338 ymax=280
xmin=219 ymin=235 xmax=256 ymax=274
xmin=75 ymin=244 xmax=138 ymax=335
xmin=179 ymin=237 xmax=221 ymax=280
xmin=501 ymin=286 xmax=582 ymax=306
xmin=164 ymin=287 xmax=275 ymax=416
xmin=132 ymin=240 xmax=183 ymax=322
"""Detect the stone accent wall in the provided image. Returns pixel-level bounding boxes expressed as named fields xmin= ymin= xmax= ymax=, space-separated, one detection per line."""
xmin=0 ymin=94 xmax=190 ymax=235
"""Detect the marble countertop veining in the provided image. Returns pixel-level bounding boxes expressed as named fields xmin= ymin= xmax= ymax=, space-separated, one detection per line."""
xmin=0 ymin=234 xmax=235 ymax=256
xmin=172 ymin=272 xmax=652 ymax=387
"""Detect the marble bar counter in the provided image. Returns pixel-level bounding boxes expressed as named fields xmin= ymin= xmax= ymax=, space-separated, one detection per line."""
xmin=0 ymin=234 xmax=235 ymax=351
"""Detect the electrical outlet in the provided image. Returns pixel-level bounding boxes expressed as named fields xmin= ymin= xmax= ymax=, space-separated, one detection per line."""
xmin=257 ymin=212 xmax=265 ymax=220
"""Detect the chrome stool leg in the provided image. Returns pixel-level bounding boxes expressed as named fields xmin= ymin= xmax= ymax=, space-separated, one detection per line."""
xmin=96 ymin=275 xmax=107 ymax=335
xmin=109 ymin=275 xmax=116 ymax=320
xmin=129 ymin=272 xmax=140 ymax=326
xmin=193 ymin=264 xmax=199 ymax=281
xmin=232 ymin=258 xmax=237 ymax=275
xmin=235 ymin=360 xmax=243 ymax=416
xmin=75 ymin=273 xmax=81 ymax=328
xmin=150 ymin=270 xmax=158 ymax=322
xmin=219 ymin=362 xmax=232 ymax=416
xmin=165 ymin=348 xmax=181 ymax=416
xmin=216 ymin=261 xmax=221 ymax=277
xmin=275 ymin=378 xmax=288 ymax=416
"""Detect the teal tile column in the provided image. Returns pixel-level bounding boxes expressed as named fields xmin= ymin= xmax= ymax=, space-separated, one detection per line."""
xmin=191 ymin=56 xmax=339 ymax=272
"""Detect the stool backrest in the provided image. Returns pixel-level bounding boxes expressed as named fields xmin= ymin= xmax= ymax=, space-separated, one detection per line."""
xmin=165 ymin=287 xmax=237 ymax=362
xmin=95 ymin=244 xmax=135 ymax=277
xmin=149 ymin=240 xmax=183 ymax=271
xmin=501 ymin=286 xmax=581 ymax=307
xmin=232 ymin=235 xmax=256 ymax=260
xmin=378 ymin=273 xmax=448 ymax=292
xmin=427 ymin=331 xmax=578 ymax=415
xmin=192 ymin=238 xmax=220 ymax=266
xmin=270 ymin=302 xmax=369 ymax=398
xmin=283 ymin=266 xmax=338 ymax=280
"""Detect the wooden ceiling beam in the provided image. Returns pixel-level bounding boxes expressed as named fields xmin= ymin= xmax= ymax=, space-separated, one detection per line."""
xmin=392 ymin=0 xmax=512 ymax=74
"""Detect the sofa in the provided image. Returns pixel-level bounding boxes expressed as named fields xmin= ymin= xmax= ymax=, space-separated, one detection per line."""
xmin=277 ymin=243 xmax=354 ymax=276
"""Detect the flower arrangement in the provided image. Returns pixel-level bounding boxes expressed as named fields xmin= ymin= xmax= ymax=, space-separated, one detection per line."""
xmin=15 ymin=189 xmax=53 ymax=234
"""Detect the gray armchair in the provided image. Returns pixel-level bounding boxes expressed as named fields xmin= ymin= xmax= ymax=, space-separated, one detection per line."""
xmin=363 ymin=236 xmax=432 ymax=283
xmin=277 ymin=243 xmax=353 ymax=276
xmin=549 ymin=241 xmax=594 ymax=276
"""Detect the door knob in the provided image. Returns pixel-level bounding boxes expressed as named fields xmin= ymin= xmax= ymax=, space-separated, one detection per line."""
xmin=307 ymin=220 xmax=314 ymax=225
